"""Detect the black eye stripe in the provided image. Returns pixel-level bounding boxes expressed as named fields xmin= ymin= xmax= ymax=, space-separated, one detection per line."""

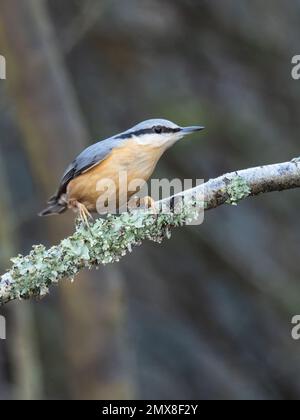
xmin=116 ymin=127 xmax=180 ymax=139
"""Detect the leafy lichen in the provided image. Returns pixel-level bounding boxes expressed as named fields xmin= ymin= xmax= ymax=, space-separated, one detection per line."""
xmin=225 ymin=176 xmax=251 ymax=205
xmin=0 ymin=200 xmax=200 ymax=305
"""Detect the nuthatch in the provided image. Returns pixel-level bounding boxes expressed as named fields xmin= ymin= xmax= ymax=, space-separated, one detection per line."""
xmin=39 ymin=119 xmax=204 ymax=223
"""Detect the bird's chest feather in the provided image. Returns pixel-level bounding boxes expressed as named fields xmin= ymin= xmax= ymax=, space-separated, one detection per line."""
xmin=67 ymin=140 xmax=164 ymax=208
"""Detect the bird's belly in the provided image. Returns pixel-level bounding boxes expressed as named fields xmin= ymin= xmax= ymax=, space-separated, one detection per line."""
xmin=67 ymin=141 xmax=163 ymax=212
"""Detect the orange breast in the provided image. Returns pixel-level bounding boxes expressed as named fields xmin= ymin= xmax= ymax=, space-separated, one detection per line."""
xmin=67 ymin=139 xmax=165 ymax=212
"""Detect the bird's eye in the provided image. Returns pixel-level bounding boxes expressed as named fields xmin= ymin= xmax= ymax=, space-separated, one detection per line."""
xmin=153 ymin=125 xmax=163 ymax=133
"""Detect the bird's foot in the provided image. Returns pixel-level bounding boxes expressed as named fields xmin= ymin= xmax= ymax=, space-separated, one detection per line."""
xmin=76 ymin=202 xmax=93 ymax=226
xmin=138 ymin=196 xmax=157 ymax=213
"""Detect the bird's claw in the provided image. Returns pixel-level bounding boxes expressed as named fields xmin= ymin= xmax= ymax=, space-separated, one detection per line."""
xmin=77 ymin=202 xmax=93 ymax=227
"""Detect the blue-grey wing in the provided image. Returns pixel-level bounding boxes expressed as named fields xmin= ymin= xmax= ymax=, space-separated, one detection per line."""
xmin=52 ymin=137 xmax=122 ymax=200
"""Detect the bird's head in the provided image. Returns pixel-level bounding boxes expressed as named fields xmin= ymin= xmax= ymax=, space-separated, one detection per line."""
xmin=115 ymin=119 xmax=204 ymax=148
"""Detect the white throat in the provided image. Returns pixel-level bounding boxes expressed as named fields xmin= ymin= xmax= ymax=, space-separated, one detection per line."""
xmin=132 ymin=133 xmax=182 ymax=148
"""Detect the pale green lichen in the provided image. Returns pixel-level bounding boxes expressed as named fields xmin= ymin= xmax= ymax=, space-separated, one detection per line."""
xmin=225 ymin=176 xmax=251 ymax=205
xmin=0 ymin=200 xmax=200 ymax=305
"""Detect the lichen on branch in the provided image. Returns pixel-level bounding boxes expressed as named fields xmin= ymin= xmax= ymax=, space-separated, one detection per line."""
xmin=0 ymin=202 xmax=199 ymax=305
xmin=225 ymin=176 xmax=251 ymax=205
xmin=1 ymin=157 xmax=300 ymax=306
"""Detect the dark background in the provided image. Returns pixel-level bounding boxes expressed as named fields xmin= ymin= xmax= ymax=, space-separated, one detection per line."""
xmin=0 ymin=0 xmax=300 ymax=400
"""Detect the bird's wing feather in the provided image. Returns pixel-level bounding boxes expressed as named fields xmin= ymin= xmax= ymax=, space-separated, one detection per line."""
xmin=55 ymin=137 xmax=123 ymax=198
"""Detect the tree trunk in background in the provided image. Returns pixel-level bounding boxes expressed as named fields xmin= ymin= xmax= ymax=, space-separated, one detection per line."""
xmin=0 ymin=0 xmax=134 ymax=399
xmin=0 ymin=151 xmax=43 ymax=400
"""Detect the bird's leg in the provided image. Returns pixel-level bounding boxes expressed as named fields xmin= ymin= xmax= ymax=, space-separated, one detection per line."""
xmin=138 ymin=196 xmax=157 ymax=213
xmin=75 ymin=201 xmax=93 ymax=226
xmin=127 ymin=195 xmax=140 ymax=212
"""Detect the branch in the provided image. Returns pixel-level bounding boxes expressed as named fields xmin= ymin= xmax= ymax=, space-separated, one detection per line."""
xmin=1 ymin=158 xmax=300 ymax=305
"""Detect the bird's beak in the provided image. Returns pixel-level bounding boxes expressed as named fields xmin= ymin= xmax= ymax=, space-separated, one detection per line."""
xmin=180 ymin=125 xmax=205 ymax=135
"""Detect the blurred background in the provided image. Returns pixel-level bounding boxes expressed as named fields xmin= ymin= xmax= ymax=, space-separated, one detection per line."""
xmin=0 ymin=0 xmax=300 ymax=400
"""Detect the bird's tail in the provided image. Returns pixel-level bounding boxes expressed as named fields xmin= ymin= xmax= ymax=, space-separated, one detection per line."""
xmin=38 ymin=196 xmax=67 ymax=217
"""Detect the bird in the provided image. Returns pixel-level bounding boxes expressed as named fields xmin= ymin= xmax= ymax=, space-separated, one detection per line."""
xmin=39 ymin=119 xmax=204 ymax=224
